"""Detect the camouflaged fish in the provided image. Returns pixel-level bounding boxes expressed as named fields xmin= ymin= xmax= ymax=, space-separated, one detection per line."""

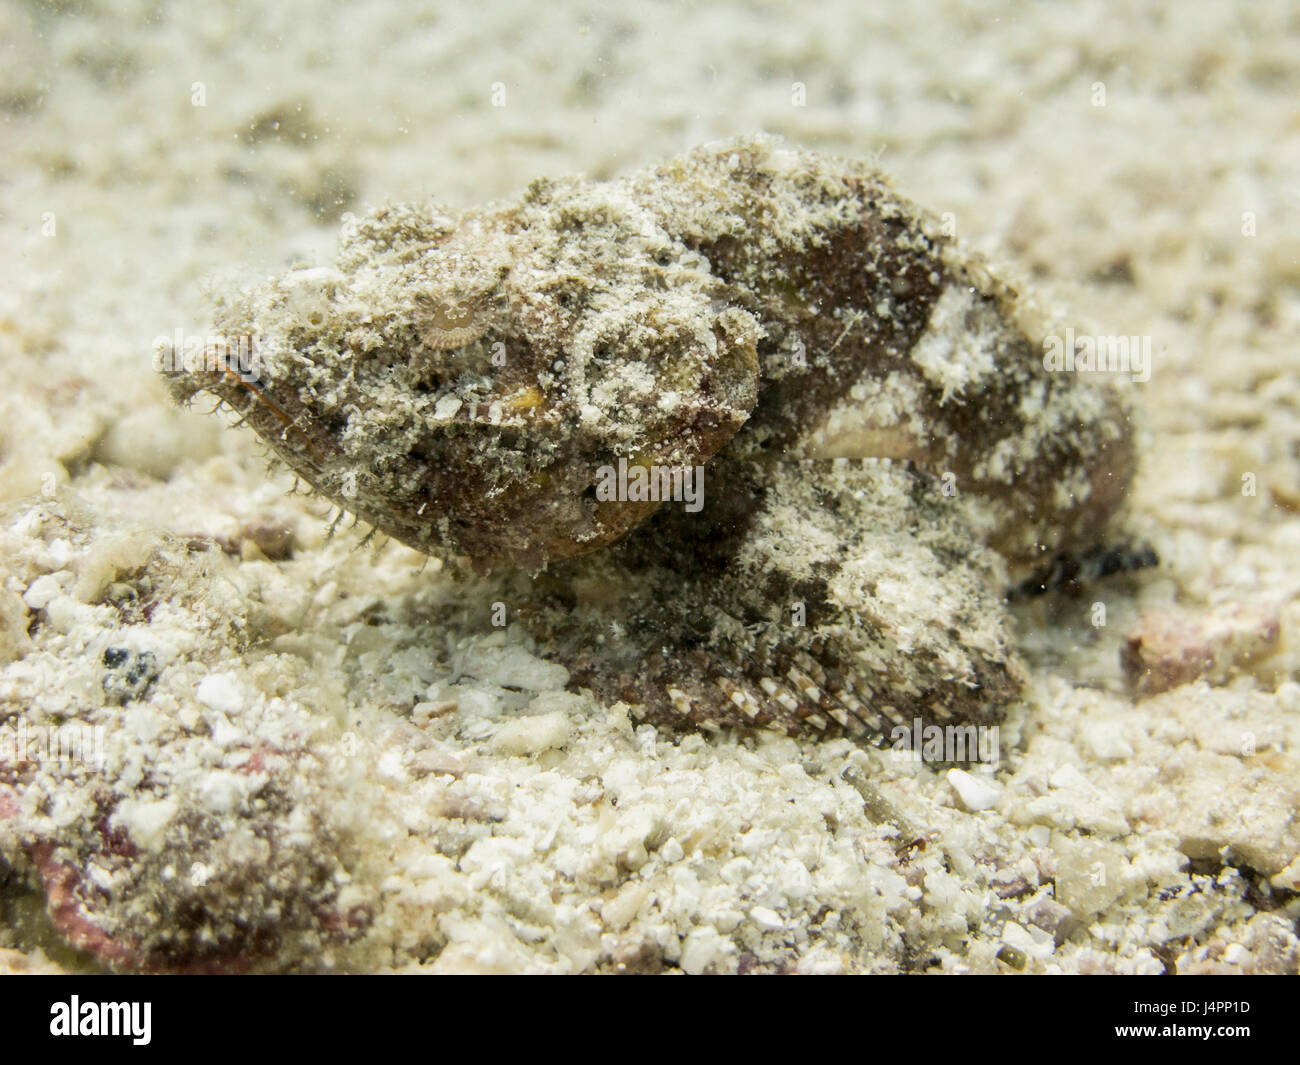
xmin=165 ymin=135 xmax=1143 ymax=745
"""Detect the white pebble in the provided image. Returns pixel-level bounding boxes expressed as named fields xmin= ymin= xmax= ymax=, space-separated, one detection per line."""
xmin=679 ymin=927 xmax=730 ymax=975
xmin=198 ymin=771 xmax=247 ymax=814
xmin=948 ymin=768 xmax=1002 ymax=811
xmin=196 ymin=672 xmax=245 ymax=715
xmin=207 ymin=713 xmax=244 ymax=748
xmin=22 ymin=574 xmax=64 ymax=611
xmin=112 ymin=798 xmax=178 ymax=852
xmin=1222 ymin=943 xmax=1249 ymax=966
xmin=433 ymin=395 xmax=464 ymax=421
xmin=490 ymin=710 xmax=571 ymax=756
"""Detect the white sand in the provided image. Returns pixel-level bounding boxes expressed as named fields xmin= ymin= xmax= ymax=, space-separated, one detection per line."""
xmin=1 ymin=0 xmax=1298 ymax=972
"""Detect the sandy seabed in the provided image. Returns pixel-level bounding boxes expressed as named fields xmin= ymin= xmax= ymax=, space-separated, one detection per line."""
xmin=1 ymin=0 xmax=1299 ymax=973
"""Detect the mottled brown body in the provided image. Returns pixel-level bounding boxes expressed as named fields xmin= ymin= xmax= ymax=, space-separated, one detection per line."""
xmin=167 ymin=137 xmax=1139 ymax=745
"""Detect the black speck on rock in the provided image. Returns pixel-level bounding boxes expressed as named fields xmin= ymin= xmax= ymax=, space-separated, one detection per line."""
xmin=102 ymin=647 xmax=159 ymax=706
